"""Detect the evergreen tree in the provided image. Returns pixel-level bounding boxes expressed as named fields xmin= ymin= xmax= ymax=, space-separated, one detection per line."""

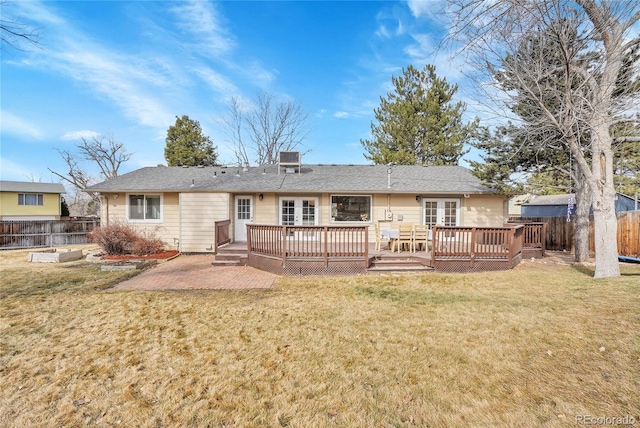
xmin=164 ymin=115 xmax=218 ymax=166
xmin=361 ymin=64 xmax=474 ymax=165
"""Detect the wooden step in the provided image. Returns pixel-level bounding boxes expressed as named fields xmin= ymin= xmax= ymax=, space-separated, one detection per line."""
xmin=367 ymin=255 xmax=433 ymax=273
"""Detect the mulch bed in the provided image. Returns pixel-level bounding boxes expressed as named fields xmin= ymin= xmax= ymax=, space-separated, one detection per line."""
xmin=101 ymin=250 xmax=180 ymax=260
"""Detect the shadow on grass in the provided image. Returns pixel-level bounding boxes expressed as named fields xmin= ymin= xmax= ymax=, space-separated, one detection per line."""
xmin=572 ymin=263 xmax=640 ymax=277
xmin=571 ymin=264 xmax=595 ymax=277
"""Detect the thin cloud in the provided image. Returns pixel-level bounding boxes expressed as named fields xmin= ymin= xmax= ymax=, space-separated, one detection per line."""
xmin=334 ymin=111 xmax=350 ymax=118
xmin=1 ymin=111 xmax=43 ymax=139
xmin=170 ymin=0 xmax=234 ymax=56
xmin=0 ymin=156 xmax=40 ymax=181
xmin=194 ymin=67 xmax=239 ymax=100
xmin=60 ymin=130 xmax=100 ymax=141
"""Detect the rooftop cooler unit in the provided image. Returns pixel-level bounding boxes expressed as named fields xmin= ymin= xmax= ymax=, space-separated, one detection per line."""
xmin=279 ymin=151 xmax=301 ymax=174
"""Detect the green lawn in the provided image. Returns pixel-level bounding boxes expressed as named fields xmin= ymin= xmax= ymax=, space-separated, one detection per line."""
xmin=1 ymin=247 xmax=639 ymax=427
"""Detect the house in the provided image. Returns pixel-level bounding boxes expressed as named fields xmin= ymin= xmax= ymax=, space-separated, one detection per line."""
xmin=521 ymin=193 xmax=638 ymax=217
xmin=508 ymin=193 xmax=533 ymax=218
xmin=0 ymin=181 xmax=66 ymax=221
xmin=86 ymin=158 xmax=508 ymax=254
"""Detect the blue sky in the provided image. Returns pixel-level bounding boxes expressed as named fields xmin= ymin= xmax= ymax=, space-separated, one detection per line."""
xmin=1 ymin=0 xmax=474 ymax=184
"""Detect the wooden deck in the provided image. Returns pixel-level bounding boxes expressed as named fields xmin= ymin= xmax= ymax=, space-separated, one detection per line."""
xmin=233 ymin=224 xmax=545 ymax=275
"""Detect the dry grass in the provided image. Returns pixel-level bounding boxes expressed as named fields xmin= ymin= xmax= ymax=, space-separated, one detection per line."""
xmin=1 ymin=247 xmax=639 ymax=427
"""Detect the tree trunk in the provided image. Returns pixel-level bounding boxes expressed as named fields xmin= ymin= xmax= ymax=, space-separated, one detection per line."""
xmin=573 ymin=176 xmax=590 ymax=263
xmin=592 ymin=203 xmax=619 ymax=278
xmin=590 ymin=123 xmax=620 ymax=278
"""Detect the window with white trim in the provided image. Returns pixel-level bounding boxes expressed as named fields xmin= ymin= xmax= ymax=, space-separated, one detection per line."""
xmin=128 ymin=194 xmax=161 ymax=221
xmin=18 ymin=193 xmax=44 ymax=206
xmin=331 ymin=195 xmax=371 ymax=222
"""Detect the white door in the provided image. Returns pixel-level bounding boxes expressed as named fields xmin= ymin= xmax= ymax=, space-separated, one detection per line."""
xmin=423 ymin=199 xmax=460 ymax=227
xmin=234 ymin=196 xmax=253 ymax=241
xmin=280 ymin=198 xmax=318 ymax=226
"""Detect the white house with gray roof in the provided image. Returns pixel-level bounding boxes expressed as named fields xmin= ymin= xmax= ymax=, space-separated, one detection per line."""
xmin=87 ymin=161 xmax=507 ymax=253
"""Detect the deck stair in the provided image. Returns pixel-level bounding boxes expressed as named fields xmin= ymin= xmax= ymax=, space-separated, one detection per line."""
xmin=367 ymin=255 xmax=434 ymax=273
xmin=212 ymin=244 xmax=248 ymax=267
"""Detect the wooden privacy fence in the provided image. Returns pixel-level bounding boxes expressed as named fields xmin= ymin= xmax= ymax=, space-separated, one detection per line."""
xmin=512 ymin=211 xmax=640 ymax=257
xmin=0 ymin=219 xmax=100 ymax=250
xmin=246 ymin=224 xmax=369 ymax=275
xmin=589 ymin=211 xmax=640 ymax=257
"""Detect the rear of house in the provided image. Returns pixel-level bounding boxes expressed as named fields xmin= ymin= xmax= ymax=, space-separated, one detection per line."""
xmin=87 ymin=160 xmax=507 ymax=254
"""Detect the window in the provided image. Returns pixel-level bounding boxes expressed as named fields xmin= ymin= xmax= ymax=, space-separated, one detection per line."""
xmin=18 ymin=193 xmax=44 ymax=206
xmin=128 ymin=194 xmax=161 ymax=221
xmin=331 ymin=195 xmax=371 ymax=222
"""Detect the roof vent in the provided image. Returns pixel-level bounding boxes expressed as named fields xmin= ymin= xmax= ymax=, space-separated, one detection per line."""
xmin=279 ymin=151 xmax=301 ymax=175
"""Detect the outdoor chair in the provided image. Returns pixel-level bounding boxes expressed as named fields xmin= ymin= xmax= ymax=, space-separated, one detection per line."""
xmin=395 ymin=224 xmax=415 ymax=253
xmin=413 ymin=224 xmax=430 ymax=252
xmin=374 ymin=222 xmax=388 ymax=251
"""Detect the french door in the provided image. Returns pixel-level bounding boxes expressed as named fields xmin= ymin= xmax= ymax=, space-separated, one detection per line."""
xmin=280 ymin=197 xmax=318 ymax=226
xmin=423 ymin=198 xmax=460 ymax=227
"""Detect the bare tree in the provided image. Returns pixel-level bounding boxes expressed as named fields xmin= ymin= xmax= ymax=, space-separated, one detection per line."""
xmin=1 ymin=0 xmax=40 ymax=51
xmin=447 ymin=0 xmax=640 ymax=278
xmin=225 ymin=92 xmax=310 ymax=166
xmin=224 ymin=97 xmax=250 ymax=167
xmin=49 ymin=135 xmax=131 ymax=216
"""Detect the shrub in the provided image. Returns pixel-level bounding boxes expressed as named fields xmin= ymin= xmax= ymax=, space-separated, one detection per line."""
xmin=89 ymin=222 xmax=165 ymax=255
xmin=132 ymin=230 xmax=165 ymax=255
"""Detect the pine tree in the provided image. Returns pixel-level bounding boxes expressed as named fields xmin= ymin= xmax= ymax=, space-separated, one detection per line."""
xmin=164 ymin=115 xmax=218 ymax=166
xmin=361 ymin=64 xmax=474 ymax=165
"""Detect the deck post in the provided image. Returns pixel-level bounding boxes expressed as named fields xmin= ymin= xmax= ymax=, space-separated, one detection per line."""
xmin=431 ymin=226 xmax=437 ymax=267
xmin=470 ymin=227 xmax=476 ymax=268
xmin=324 ymin=226 xmax=328 ymax=267
xmin=364 ymin=226 xmax=369 ymax=267
xmin=541 ymin=223 xmax=547 ymax=256
xmin=281 ymin=225 xmax=287 ymax=267
xmin=508 ymin=227 xmax=514 ymax=265
xmin=246 ymin=224 xmax=251 ymax=253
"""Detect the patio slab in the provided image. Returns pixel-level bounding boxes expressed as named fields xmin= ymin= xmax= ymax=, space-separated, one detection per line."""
xmin=111 ymin=254 xmax=278 ymax=291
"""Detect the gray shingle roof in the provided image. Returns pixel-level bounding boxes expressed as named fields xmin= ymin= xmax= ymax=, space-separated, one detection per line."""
xmin=523 ymin=194 xmax=575 ymax=206
xmin=0 ymin=180 xmax=66 ymax=194
xmin=86 ymin=164 xmax=494 ymax=194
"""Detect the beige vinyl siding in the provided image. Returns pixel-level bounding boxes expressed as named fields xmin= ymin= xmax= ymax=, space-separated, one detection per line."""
xmin=180 ymin=193 xmax=229 ymax=253
xmin=461 ymin=195 xmax=506 ymax=227
xmin=253 ymin=193 xmax=278 ymax=224
xmin=100 ymin=192 xmax=180 ymax=250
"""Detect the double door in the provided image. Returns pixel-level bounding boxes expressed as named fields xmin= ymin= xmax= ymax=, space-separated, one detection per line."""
xmin=423 ymin=198 xmax=460 ymax=227
xmin=280 ymin=198 xmax=318 ymax=226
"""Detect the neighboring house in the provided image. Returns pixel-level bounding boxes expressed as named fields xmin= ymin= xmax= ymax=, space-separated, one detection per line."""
xmin=508 ymin=194 xmax=533 ymax=218
xmin=0 ymin=181 xmax=66 ymax=221
xmin=521 ymin=193 xmax=638 ymax=217
xmin=86 ymin=157 xmax=508 ymax=253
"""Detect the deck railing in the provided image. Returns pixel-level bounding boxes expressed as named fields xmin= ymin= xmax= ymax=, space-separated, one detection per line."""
xmin=247 ymin=224 xmax=369 ymax=271
xmin=214 ymin=219 xmax=231 ymax=252
xmin=521 ymin=222 xmax=546 ymax=256
xmin=431 ymin=225 xmax=524 ymax=271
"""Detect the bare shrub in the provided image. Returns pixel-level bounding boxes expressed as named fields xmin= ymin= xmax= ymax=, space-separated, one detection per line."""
xmin=89 ymin=222 xmax=165 ymax=255
xmin=131 ymin=229 xmax=165 ymax=255
xmin=89 ymin=222 xmax=137 ymax=255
